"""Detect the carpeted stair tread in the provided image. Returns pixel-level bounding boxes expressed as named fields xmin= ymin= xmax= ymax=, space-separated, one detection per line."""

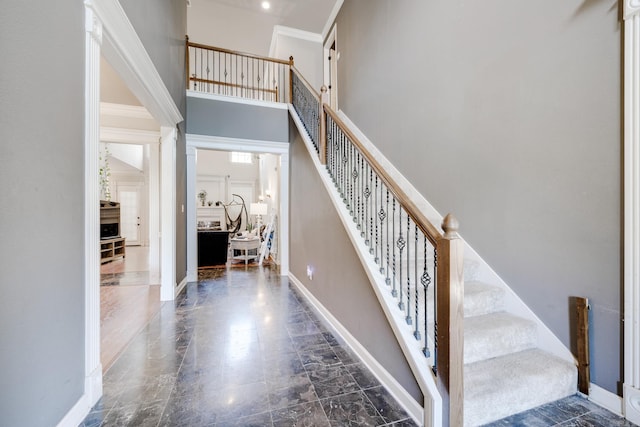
xmin=464 ymin=282 xmax=504 ymax=317
xmin=464 ymin=312 xmax=537 ymax=364
xmin=464 ymin=348 xmax=577 ymax=426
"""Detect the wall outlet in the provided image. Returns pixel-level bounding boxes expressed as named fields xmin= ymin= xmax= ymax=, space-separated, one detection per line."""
xmin=307 ymin=265 xmax=314 ymax=280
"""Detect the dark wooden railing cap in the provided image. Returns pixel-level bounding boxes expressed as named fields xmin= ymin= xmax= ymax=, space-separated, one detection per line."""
xmin=442 ymin=213 xmax=459 ymax=238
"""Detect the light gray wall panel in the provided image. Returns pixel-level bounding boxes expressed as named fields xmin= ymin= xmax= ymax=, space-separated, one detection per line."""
xmin=336 ymin=0 xmax=621 ymax=392
xmin=289 ymin=120 xmax=422 ymax=402
xmin=187 ymin=97 xmax=290 ymax=142
xmin=0 ymin=1 xmax=85 ymax=426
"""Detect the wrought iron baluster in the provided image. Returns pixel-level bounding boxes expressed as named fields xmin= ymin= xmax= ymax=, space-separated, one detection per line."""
xmin=368 ymin=167 xmax=373 ymax=253
xmin=397 ymin=207 xmax=404 ymax=306
xmin=385 ymin=189 xmax=390 ymax=284
xmin=392 ymin=198 xmax=397 ymax=296
xmin=413 ymin=224 xmax=420 ymax=340
xmin=420 ymin=234 xmax=430 ymax=354
xmin=432 ymin=247 xmax=438 ymax=370
xmin=405 ymin=215 xmax=412 ymax=324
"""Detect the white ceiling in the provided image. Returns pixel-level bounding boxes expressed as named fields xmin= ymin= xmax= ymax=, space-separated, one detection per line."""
xmin=200 ymin=0 xmax=338 ymax=34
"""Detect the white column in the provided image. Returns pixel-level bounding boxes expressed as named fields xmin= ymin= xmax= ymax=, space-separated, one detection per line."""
xmin=148 ymin=142 xmax=160 ymax=279
xmin=186 ymin=145 xmax=198 ymax=281
xmin=160 ymin=126 xmax=177 ymax=301
xmin=84 ymin=4 xmax=103 ymax=408
xmin=279 ymin=152 xmax=289 ymax=275
xmin=625 ymin=1 xmax=640 ymax=424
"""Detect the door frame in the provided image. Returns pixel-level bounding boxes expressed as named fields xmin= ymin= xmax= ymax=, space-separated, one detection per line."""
xmin=83 ymin=0 xmax=182 ymax=416
xmin=323 ymin=24 xmax=338 ymax=110
xmin=186 ymin=134 xmax=290 ymax=281
xmin=624 ymin=1 xmax=640 ymax=424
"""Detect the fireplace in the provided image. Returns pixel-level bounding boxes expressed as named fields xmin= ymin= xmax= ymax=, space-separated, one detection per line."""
xmin=100 ymin=200 xmax=120 ymax=239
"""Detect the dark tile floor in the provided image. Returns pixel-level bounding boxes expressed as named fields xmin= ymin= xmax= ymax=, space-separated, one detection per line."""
xmin=483 ymin=393 xmax=638 ymax=426
xmin=81 ymin=265 xmax=637 ymax=427
xmin=81 ymin=265 xmax=417 ymax=426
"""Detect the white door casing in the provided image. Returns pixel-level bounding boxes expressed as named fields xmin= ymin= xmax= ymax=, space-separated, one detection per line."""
xmin=624 ymin=1 xmax=640 ymax=424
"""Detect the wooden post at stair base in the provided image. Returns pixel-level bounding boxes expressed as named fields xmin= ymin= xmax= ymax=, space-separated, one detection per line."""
xmin=575 ymin=297 xmax=590 ymax=394
xmin=288 ymin=56 xmax=294 ymax=104
xmin=319 ymin=85 xmax=328 ymax=165
xmin=436 ymin=214 xmax=464 ymax=427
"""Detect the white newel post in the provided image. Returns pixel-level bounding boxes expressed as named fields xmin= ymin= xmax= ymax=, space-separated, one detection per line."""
xmin=625 ymin=1 xmax=640 ymax=424
xmin=84 ymin=3 xmax=103 ymax=408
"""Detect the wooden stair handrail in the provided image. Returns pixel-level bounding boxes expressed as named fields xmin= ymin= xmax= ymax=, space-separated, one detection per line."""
xmin=187 ymin=39 xmax=293 ymax=66
xmin=321 ymin=104 xmax=443 ymax=246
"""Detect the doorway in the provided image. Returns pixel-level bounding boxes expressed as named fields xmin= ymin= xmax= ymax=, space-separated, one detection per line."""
xmin=324 ymin=25 xmax=338 ymax=110
xmin=186 ymin=135 xmax=290 ymax=281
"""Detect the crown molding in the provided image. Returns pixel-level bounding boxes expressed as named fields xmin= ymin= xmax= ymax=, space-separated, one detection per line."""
xmin=269 ymin=25 xmax=322 ymax=57
xmin=100 ymin=102 xmax=155 ymax=120
xmin=100 ymin=126 xmax=160 ymax=144
xmin=321 ymin=0 xmax=343 ymax=41
xmin=626 ymin=0 xmax=640 ymax=19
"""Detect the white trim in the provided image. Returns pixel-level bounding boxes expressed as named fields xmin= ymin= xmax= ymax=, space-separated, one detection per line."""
xmin=100 ymin=102 xmax=155 ymax=120
xmin=625 ymin=0 xmax=640 ymax=19
xmin=88 ymin=0 xmax=182 ymax=127
xmin=289 ymin=106 xmax=441 ymax=427
xmin=176 ymin=275 xmax=189 ymax=297
xmin=625 ymin=384 xmax=640 ymax=425
xmin=148 ymin=143 xmax=161 ymax=280
xmin=187 ymin=90 xmax=289 ymax=110
xmin=336 ymin=109 xmax=575 ymax=366
xmin=56 ymin=393 xmax=90 ymax=427
xmin=186 ymin=133 xmax=290 ymax=276
xmin=289 ymin=273 xmax=423 ymax=426
xmin=624 ymin=7 xmax=640 ymax=425
xmin=187 ymin=133 xmax=290 ymax=154
xmin=589 ymin=383 xmax=623 ymax=416
xmin=321 ymin=0 xmax=344 ymax=41
xmin=269 ymin=25 xmax=322 ymax=57
xmin=161 ymin=126 xmax=177 ymax=301
xmin=323 ymin=24 xmax=338 ymax=110
xmin=83 ymin=5 xmax=103 ymax=415
xmin=100 ymin=127 xmax=160 ymax=144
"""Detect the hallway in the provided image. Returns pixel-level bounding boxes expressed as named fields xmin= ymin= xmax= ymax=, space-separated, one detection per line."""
xmin=82 ymin=265 xmax=635 ymax=427
xmin=83 ymin=265 xmax=418 ymax=426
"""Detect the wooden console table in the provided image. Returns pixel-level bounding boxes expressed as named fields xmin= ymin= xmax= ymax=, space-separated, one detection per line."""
xmin=229 ymin=237 xmax=260 ymax=265
xmin=100 ymin=237 xmax=126 ymax=264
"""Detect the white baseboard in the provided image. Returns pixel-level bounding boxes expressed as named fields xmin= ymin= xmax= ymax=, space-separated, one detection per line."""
xmin=175 ymin=276 xmax=188 ymax=297
xmin=624 ymin=384 xmax=640 ymax=424
xmin=589 ymin=382 xmax=623 ymax=415
xmin=56 ymin=393 xmax=90 ymax=427
xmin=288 ymin=273 xmax=424 ymax=425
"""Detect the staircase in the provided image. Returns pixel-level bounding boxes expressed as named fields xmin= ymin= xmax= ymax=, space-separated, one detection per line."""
xmin=462 ymin=281 xmax=577 ymax=425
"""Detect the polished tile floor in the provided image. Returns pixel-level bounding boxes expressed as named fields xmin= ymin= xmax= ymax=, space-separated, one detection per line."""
xmin=82 ymin=265 xmax=417 ymax=426
xmin=83 ymin=264 xmax=636 ymax=427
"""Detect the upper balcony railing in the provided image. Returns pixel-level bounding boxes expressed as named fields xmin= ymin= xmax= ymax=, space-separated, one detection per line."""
xmin=186 ymin=36 xmax=292 ymax=103
xmin=185 ymin=39 xmax=464 ymax=426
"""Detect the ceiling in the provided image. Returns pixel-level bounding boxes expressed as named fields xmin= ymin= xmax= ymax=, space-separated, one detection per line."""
xmin=200 ymin=0 xmax=339 ymax=34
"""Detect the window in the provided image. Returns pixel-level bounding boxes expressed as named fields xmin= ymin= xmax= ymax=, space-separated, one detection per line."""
xmin=230 ymin=151 xmax=252 ymax=164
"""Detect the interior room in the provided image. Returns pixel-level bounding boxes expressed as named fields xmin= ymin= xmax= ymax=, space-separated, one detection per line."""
xmin=98 ymin=56 xmax=163 ymax=371
xmin=195 ymin=148 xmax=281 ymax=272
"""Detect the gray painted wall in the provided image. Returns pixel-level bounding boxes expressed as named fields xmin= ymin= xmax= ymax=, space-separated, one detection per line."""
xmin=0 ymin=2 xmax=85 ymax=426
xmin=187 ymin=97 xmax=290 ymax=142
xmin=119 ymin=0 xmax=188 ymax=284
xmin=335 ymin=0 xmax=622 ymax=393
xmin=289 ymin=120 xmax=422 ymax=402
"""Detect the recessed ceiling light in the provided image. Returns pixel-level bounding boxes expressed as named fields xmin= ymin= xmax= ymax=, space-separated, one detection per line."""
xmin=261 ymin=1 xmax=271 ymax=10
